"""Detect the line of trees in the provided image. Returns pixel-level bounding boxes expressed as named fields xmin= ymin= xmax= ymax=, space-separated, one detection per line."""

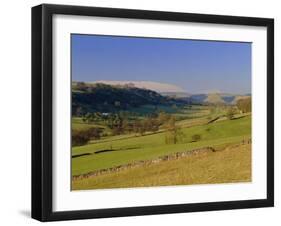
xmin=81 ymin=111 xmax=173 ymax=136
xmin=72 ymin=127 xmax=103 ymax=146
xmin=78 ymin=111 xmax=187 ymax=145
xmin=225 ymin=97 xmax=252 ymax=120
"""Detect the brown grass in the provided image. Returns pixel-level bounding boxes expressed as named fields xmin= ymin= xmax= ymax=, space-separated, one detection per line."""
xmin=72 ymin=143 xmax=251 ymax=190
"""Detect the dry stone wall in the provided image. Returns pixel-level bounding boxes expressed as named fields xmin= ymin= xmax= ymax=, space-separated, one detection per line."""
xmin=73 ymin=139 xmax=251 ymax=181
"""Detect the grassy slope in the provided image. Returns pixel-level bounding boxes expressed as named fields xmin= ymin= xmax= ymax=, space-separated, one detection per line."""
xmin=72 ymin=117 xmax=101 ymax=130
xmin=72 ymin=105 xmax=210 ymax=132
xmin=72 ymin=143 xmax=251 ymax=190
xmin=72 ymin=115 xmax=251 ymax=176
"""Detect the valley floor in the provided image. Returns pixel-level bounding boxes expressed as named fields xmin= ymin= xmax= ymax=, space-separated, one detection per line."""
xmin=71 ymin=103 xmax=252 ymax=190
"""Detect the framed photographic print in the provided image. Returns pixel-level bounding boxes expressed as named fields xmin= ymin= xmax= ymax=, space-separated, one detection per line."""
xmin=32 ymin=4 xmax=274 ymax=221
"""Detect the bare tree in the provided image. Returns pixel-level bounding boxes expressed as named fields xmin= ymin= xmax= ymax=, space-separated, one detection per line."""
xmin=164 ymin=117 xmax=184 ymax=144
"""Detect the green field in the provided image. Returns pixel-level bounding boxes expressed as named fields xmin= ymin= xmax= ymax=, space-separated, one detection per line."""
xmin=71 ymin=101 xmax=251 ymax=190
xmin=72 ymin=111 xmax=251 ymax=176
xmin=72 ymin=117 xmax=107 ymax=131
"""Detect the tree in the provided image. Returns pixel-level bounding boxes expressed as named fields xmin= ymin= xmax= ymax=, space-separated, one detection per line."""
xmin=122 ymin=118 xmax=134 ymax=133
xmin=76 ymin=82 xmax=87 ymax=91
xmin=237 ymin=98 xmax=251 ymax=113
xmin=112 ymin=116 xmax=123 ymax=135
xmin=157 ymin=112 xmax=171 ymax=125
xmin=191 ymin=134 xmax=201 ymax=142
xmin=133 ymin=120 xmax=142 ymax=135
xmin=72 ymin=127 xmax=103 ymax=146
xmin=149 ymin=117 xmax=160 ymax=132
xmin=82 ymin=112 xmax=91 ymax=123
xmin=226 ymin=107 xmax=235 ymax=120
xmin=72 ymin=130 xmax=89 ymax=146
xmin=164 ymin=117 xmax=184 ymax=144
xmin=139 ymin=123 xmax=146 ymax=136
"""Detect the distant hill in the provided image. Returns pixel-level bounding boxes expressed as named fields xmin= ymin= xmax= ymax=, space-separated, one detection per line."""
xmin=231 ymin=95 xmax=251 ymax=104
xmin=72 ymin=82 xmax=185 ymax=115
xmin=205 ymin=93 xmax=225 ymax=104
xmin=72 ymin=81 xmax=251 ymax=115
xmin=189 ymin=93 xmax=251 ymax=105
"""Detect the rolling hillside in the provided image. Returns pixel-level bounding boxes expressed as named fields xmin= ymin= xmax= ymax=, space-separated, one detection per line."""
xmin=72 ymin=115 xmax=251 ymax=176
xmin=72 ymin=82 xmax=186 ymax=115
xmin=189 ymin=93 xmax=250 ymax=105
xmin=72 ymin=81 xmax=251 ymax=116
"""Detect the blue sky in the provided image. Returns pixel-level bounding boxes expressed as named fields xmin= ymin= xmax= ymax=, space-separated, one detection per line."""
xmin=72 ymin=34 xmax=251 ymax=94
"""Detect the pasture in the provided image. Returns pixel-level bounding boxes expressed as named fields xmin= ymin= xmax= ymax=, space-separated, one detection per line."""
xmin=72 ymin=106 xmax=251 ymax=180
xmin=72 ymin=143 xmax=251 ymax=190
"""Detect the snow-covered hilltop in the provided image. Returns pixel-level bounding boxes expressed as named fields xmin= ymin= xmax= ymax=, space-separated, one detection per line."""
xmin=91 ymin=80 xmax=186 ymax=93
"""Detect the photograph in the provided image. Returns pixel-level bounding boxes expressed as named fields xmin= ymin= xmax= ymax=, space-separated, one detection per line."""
xmin=71 ymin=34 xmax=252 ymax=190
xmin=30 ymin=3 xmax=274 ymax=221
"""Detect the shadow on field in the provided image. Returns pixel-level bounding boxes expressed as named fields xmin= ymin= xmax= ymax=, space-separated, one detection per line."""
xmin=72 ymin=153 xmax=92 ymax=158
xmin=232 ymin=115 xmax=246 ymax=120
xmin=72 ymin=146 xmax=140 ymax=158
xmin=207 ymin=116 xmax=220 ymax=124
xmin=94 ymin=146 xmax=140 ymax=154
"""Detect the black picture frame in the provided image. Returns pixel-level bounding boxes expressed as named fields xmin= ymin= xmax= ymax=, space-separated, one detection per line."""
xmin=32 ymin=3 xmax=274 ymax=222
